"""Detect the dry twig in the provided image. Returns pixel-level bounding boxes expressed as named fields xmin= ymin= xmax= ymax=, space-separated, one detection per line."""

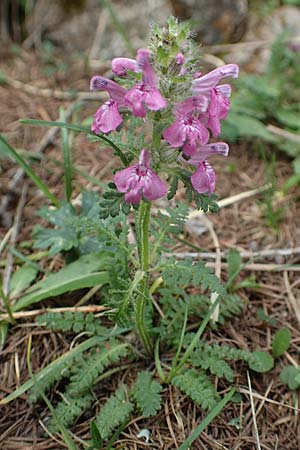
xmin=2 ymin=183 xmax=28 ymax=296
xmin=283 ymin=271 xmax=300 ymax=326
xmin=0 ymin=305 xmax=110 ymax=321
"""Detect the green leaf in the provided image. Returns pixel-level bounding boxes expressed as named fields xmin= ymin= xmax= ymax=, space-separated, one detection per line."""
xmin=0 ymin=321 xmax=9 ymax=349
xmin=275 ymin=109 xmax=300 ymax=130
xmin=227 ymin=249 xmax=242 ymax=285
xmin=161 ymin=258 xmax=226 ymax=297
xmin=225 ymin=113 xmax=276 ymax=142
xmin=67 ymin=341 xmax=129 ymax=395
xmin=272 ymin=327 xmax=291 ymax=358
xmin=133 ymin=371 xmax=162 ymax=417
xmin=12 ymin=252 xmax=111 ymax=311
xmin=96 ymin=385 xmax=134 ymax=439
xmin=280 ymin=365 xmax=300 ymax=390
xmin=0 ymin=135 xmax=59 ymax=207
xmin=8 ymin=265 xmax=38 ymax=298
xmin=173 ymin=368 xmax=220 ymax=410
xmin=249 ymin=351 xmax=274 ymax=373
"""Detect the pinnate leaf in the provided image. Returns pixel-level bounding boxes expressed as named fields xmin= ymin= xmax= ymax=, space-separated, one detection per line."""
xmin=133 ymin=371 xmax=162 ymax=417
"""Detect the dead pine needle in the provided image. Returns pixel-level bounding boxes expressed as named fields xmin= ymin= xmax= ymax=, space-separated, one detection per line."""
xmin=247 ymin=371 xmax=262 ymax=450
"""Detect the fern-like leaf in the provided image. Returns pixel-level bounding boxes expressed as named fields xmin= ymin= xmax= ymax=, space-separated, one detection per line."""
xmin=47 ymin=391 xmax=94 ymax=432
xmin=190 ymin=351 xmax=234 ymax=382
xmin=161 ymin=258 xmax=226 ymax=297
xmin=67 ymin=340 xmax=129 ymax=395
xmin=132 ymin=371 xmax=162 ymax=417
xmin=95 ymin=385 xmax=134 ymax=439
xmin=172 ymin=368 xmax=220 ymax=410
xmin=37 ymin=311 xmax=107 ymax=335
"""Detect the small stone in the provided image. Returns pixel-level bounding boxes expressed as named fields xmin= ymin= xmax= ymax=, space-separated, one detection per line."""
xmin=170 ymin=0 xmax=248 ymax=44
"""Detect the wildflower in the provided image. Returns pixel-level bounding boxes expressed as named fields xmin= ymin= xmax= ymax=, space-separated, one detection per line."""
xmin=163 ymin=95 xmax=210 ymax=156
xmin=199 ymin=85 xmax=231 ymax=137
xmin=191 ymin=161 xmax=216 ymax=194
xmin=124 ymin=49 xmax=167 ymax=117
xmin=114 ymin=149 xmax=167 ymax=204
xmin=185 ymin=142 xmax=229 ymax=194
xmin=192 ymin=64 xmax=239 ymax=137
xmin=90 ymin=76 xmax=127 ymax=134
xmin=176 ymin=52 xmax=185 ymax=65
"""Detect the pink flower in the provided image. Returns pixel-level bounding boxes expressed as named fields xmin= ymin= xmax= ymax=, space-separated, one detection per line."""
xmin=192 ymin=64 xmax=239 ymax=137
xmin=191 ymin=161 xmax=216 ymax=194
xmin=176 ymin=52 xmax=185 ymax=65
xmin=114 ymin=149 xmax=167 ymax=204
xmin=199 ymin=85 xmax=231 ymax=137
xmin=163 ymin=95 xmax=209 ymax=156
xmin=90 ymin=76 xmax=127 ymax=134
xmin=186 ymin=142 xmax=228 ymax=194
xmin=163 ymin=114 xmax=209 ymax=156
xmin=112 ymin=57 xmax=137 ymax=76
xmin=124 ymin=49 xmax=167 ymax=118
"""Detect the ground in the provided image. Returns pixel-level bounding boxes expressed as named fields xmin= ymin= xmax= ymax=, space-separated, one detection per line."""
xmin=1 ymin=3 xmax=300 ymax=449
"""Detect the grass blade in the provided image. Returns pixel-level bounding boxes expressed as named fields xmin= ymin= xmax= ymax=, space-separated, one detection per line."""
xmin=177 ymin=389 xmax=235 ymax=450
xmin=0 ymin=135 xmax=59 ymax=207
xmin=60 ymin=107 xmax=73 ymax=202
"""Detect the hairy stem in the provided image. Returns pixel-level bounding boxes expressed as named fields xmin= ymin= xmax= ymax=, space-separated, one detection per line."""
xmin=135 ymin=201 xmax=152 ymax=355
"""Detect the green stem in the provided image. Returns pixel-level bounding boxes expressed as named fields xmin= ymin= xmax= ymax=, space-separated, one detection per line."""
xmin=135 ymin=201 xmax=152 ymax=355
xmin=0 ymin=283 xmax=15 ymax=324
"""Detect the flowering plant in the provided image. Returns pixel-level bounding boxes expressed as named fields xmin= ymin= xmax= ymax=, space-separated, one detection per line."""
xmin=89 ymin=17 xmax=238 ymax=353
xmin=1 ymin=18 xmax=278 ymax=446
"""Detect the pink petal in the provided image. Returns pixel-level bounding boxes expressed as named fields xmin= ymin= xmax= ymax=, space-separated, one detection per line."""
xmin=137 ymin=48 xmax=156 ymax=86
xmin=163 ymin=121 xmax=186 ymax=148
xmin=192 ymin=64 xmax=239 ymax=94
xmin=143 ymin=170 xmax=167 ymax=201
xmin=125 ymin=188 xmax=142 ymax=204
xmin=191 ymin=161 xmax=216 ymax=194
xmin=139 ymin=149 xmax=151 ymax=168
xmin=124 ymin=87 xmax=147 ymax=117
xmin=216 ymin=84 xmax=232 ymax=98
xmin=112 ymin=57 xmax=136 ymax=76
xmin=114 ymin=166 xmax=137 ymax=193
xmin=91 ymin=101 xmax=123 ymax=134
xmin=187 ymin=143 xmax=229 ymax=165
xmin=174 ymin=96 xmax=208 ymax=115
xmin=176 ymin=52 xmax=185 ymax=65
xmin=90 ymin=76 xmax=127 ymax=104
xmin=144 ymin=88 xmax=167 ymax=111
